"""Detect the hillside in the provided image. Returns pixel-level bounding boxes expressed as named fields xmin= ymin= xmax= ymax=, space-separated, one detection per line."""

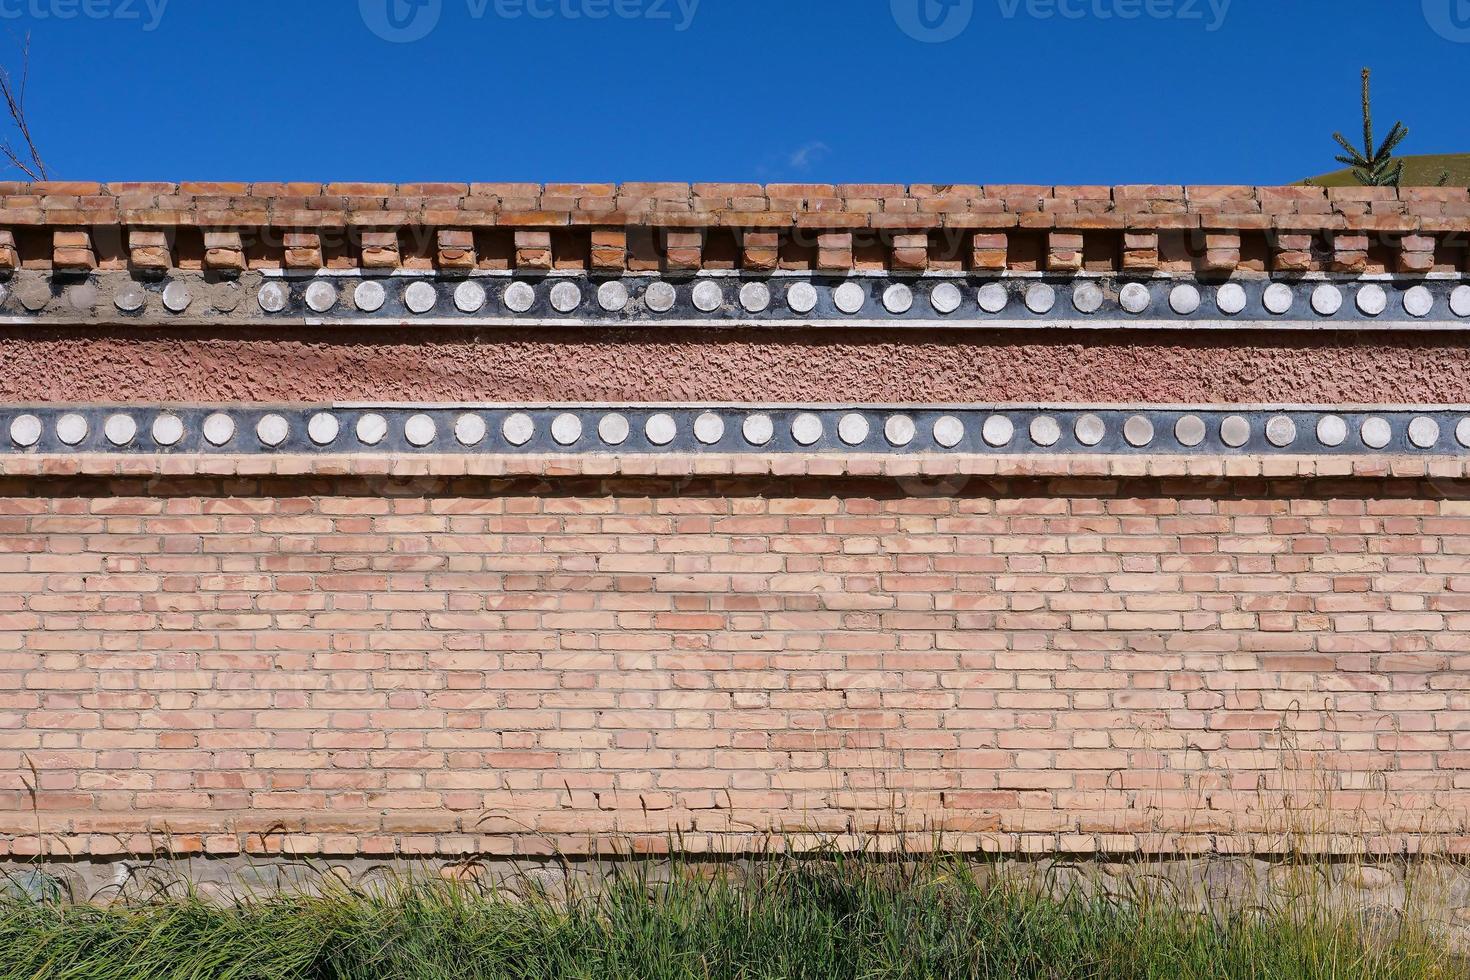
xmin=1303 ymin=153 xmax=1470 ymax=187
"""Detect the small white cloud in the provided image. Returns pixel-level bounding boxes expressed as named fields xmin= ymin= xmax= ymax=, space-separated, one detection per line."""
xmin=787 ymin=141 xmax=830 ymax=171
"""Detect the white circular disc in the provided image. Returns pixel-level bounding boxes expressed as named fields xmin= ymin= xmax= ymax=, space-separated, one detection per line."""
xmin=977 ymin=283 xmax=1009 ymax=314
xmin=151 ymin=414 xmax=183 ymax=447
xmin=1458 ymin=417 xmax=1470 ymax=449
xmin=104 ymin=414 xmax=137 ymax=446
xmin=1072 ymin=282 xmax=1104 ymax=314
xmin=644 ymin=281 xmax=677 ymax=313
xmin=1311 ymin=284 xmax=1343 ymax=317
xmin=791 ymin=413 xmax=824 ymax=446
xmin=1119 ymin=282 xmax=1151 ymax=314
xmin=354 ymin=280 xmax=386 ymax=312
xmin=739 ymin=281 xmax=771 ymax=313
xmin=786 ymin=282 xmax=818 ymax=314
xmin=1450 ymin=285 xmax=1470 ymax=318
xmin=258 ymin=281 xmax=289 ymax=313
xmin=1024 ymin=283 xmax=1056 ymax=314
xmin=833 ymin=282 xmax=866 ymax=314
xmin=455 ymin=414 xmax=487 ymax=446
xmin=162 ymin=281 xmax=192 ymax=313
xmin=1124 ymin=415 xmax=1154 ymax=447
xmin=1220 ymin=415 xmax=1251 ymax=448
xmin=838 ymin=413 xmax=870 ymax=446
xmin=1356 ymin=284 xmax=1387 ymax=316
xmin=930 ymin=282 xmax=962 ymax=314
xmin=1263 ymin=283 xmax=1294 ymax=314
xmin=1216 ymin=283 xmax=1247 ymax=315
xmin=257 ymin=414 xmax=290 ymax=447
xmin=503 ymin=281 xmax=536 ymax=313
xmin=1361 ymin=417 xmax=1393 ymax=449
xmin=357 ymin=413 xmax=389 ymax=446
xmin=933 ymin=416 xmax=965 ymax=448
xmin=1075 ymin=414 xmax=1106 ymax=446
xmin=403 ymin=281 xmax=437 ymax=314
xmin=1408 ymin=417 xmax=1440 ymax=449
xmin=202 ymin=413 xmax=235 ymax=446
xmin=114 ymin=284 xmax=146 ymax=313
xmin=743 ymin=414 xmax=775 ymax=446
xmin=981 ymin=415 xmax=1014 ymax=447
xmin=885 ymin=415 xmax=916 ymax=446
xmin=598 ymin=414 xmax=630 ymax=445
xmin=693 ymin=412 xmax=725 ymax=445
xmin=597 ymin=280 xmax=630 ymax=313
xmin=645 ymin=413 xmax=677 ymax=446
xmin=692 ymin=281 xmax=724 ymax=313
xmin=9 ymin=414 xmax=40 ymax=448
xmin=1030 ymin=416 xmax=1061 ymax=447
xmin=1169 ymin=284 xmax=1201 ymax=315
xmin=882 ymin=283 xmax=913 ymax=314
xmin=305 ymin=280 xmax=338 ymax=313
xmin=454 ymin=280 xmax=487 ymax=314
xmin=404 ymin=414 xmax=437 ymax=447
xmin=1404 ymin=285 xmax=1434 ymax=318
xmin=550 ymin=413 xmax=583 ymax=446
xmin=549 ymin=281 xmax=583 ymax=313
xmin=308 ymin=413 xmax=340 ymax=446
xmin=1317 ymin=415 xmax=1347 ymax=447
xmin=1266 ymin=416 xmax=1297 ymax=448
xmin=1174 ymin=415 xmax=1206 ymax=447
xmin=502 ymin=413 xmax=535 ymax=446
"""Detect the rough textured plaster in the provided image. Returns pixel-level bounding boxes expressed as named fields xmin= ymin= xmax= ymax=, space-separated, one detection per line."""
xmin=1 ymin=326 xmax=1467 ymax=405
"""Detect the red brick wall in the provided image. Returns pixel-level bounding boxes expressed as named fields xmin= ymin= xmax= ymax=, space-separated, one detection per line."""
xmin=12 ymin=182 xmax=1470 ymax=276
xmin=3 ymin=468 xmax=1469 ymax=859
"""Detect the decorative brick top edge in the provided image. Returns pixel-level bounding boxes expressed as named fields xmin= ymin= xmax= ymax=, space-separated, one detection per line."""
xmin=3 ymin=453 xmax=1464 ymax=481
xmin=12 ymin=183 xmax=1470 ymax=278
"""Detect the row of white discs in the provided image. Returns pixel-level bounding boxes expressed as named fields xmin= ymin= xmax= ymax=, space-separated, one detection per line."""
xmin=261 ymin=278 xmax=1470 ymax=319
xmin=996 ymin=281 xmax=1465 ymax=318
xmin=11 ymin=411 xmax=1470 ymax=452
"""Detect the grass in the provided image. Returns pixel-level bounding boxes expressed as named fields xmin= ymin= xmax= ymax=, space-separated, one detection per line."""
xmin=1302 ymin=152 xmax=1470 ymax=187
xmin=0 ymin=851 xmax=1460 ymax=980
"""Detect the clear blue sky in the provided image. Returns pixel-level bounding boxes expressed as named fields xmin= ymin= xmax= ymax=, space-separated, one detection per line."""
xmin=10 ymin=0 xmax=1470 ymax=183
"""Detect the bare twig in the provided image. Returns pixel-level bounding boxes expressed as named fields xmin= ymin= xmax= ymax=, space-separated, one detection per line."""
xmin=0 ymin=33 xmax=47 ymax=180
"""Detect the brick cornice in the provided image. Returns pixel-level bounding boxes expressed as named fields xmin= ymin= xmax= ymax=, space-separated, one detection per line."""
xmin=7 ymin=183 xmax=1470 ymax=276
xmin=1 ymin=453 xmax=1464 ymax=482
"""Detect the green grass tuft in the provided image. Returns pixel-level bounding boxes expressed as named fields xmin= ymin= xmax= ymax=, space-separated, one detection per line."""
xmin=0 ymin=853 xmax=1459 ymax=980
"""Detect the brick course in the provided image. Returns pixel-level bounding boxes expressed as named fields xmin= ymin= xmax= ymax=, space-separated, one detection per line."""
xmin=4 ymin=464 xmax=1470 ymax=858
xmin=8 ymin=183 xmax=1470 ymax=275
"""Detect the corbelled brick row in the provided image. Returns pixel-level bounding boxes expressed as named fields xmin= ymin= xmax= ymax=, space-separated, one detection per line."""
xmin=4 ymin=469 xmax=1470 ymax=859
xmin=6 ymin=182 xmax=1470 ymax=275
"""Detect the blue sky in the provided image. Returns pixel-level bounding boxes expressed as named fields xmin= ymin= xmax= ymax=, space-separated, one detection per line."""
xmin=8 ymin=0 xmax=1470 ymax=183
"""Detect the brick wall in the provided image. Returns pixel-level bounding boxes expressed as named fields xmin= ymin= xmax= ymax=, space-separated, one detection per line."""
xmin=5 ymin=463 xmax=1470 ymax=859
xmin=11 ymin=182 xmax=1470 ymax=276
